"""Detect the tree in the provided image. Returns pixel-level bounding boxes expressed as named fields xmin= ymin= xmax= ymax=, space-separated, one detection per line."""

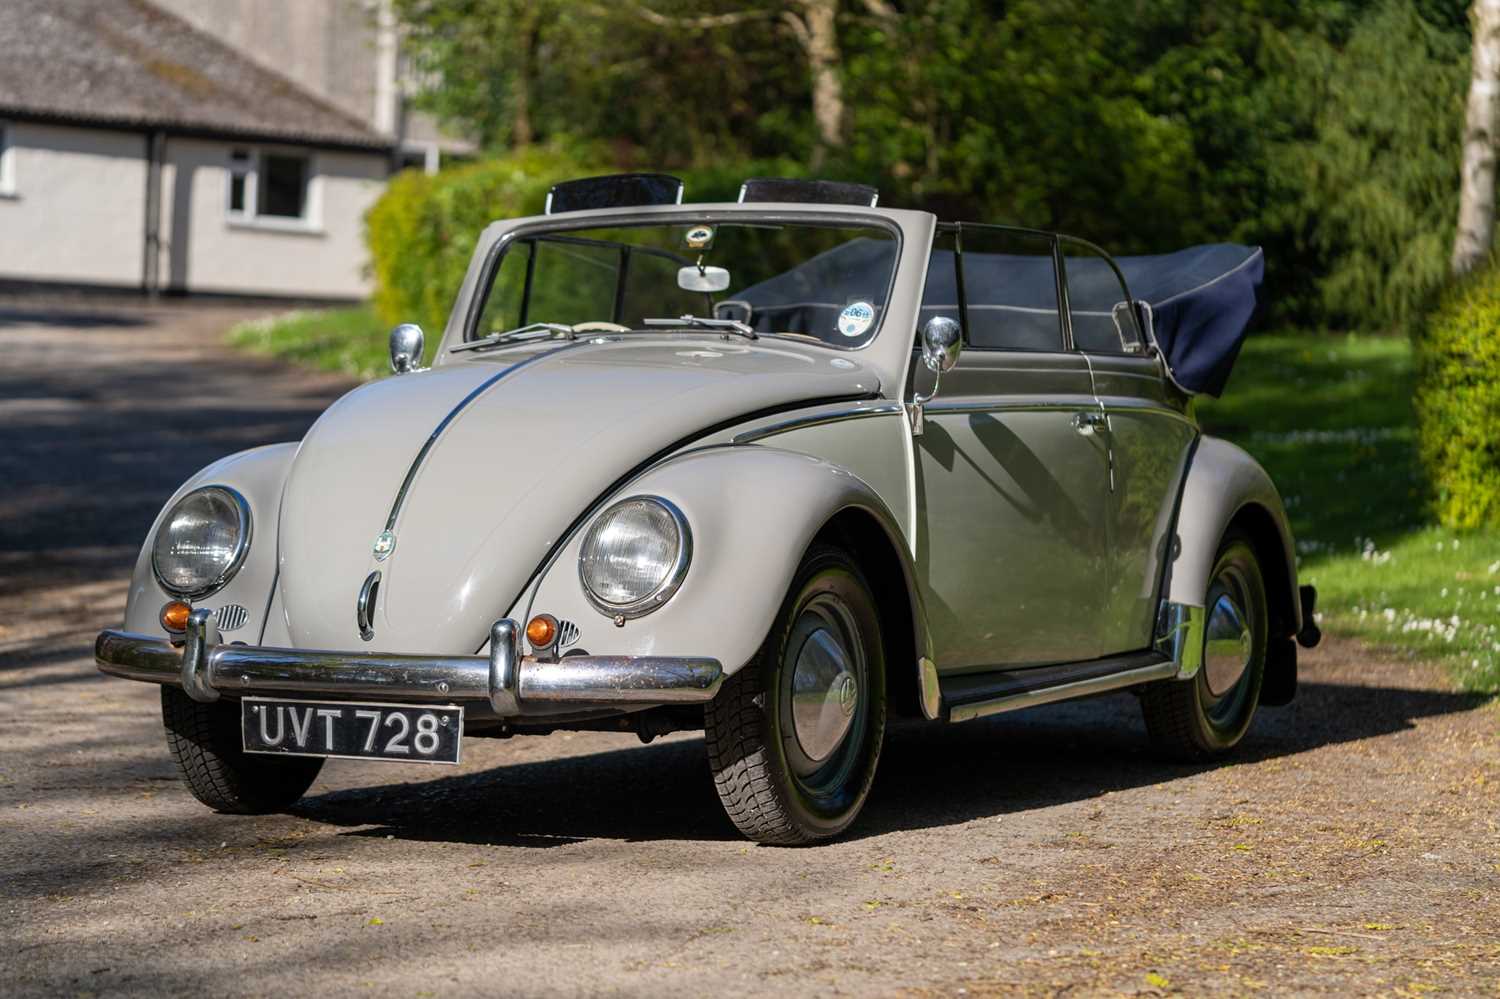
xmin=1453 ymin=0 xmax=1500 ymax=275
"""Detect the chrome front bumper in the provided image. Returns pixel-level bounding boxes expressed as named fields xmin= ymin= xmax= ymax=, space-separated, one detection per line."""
xmin=95 ymin=609 xmax=724 ymax=716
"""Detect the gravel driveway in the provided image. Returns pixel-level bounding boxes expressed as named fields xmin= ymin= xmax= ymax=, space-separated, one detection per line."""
xmin=2 ymin=303 xmax=1497 ymax=997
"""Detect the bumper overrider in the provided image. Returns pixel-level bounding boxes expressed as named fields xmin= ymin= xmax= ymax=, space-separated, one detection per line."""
xmin=95 ymin=609 xmax=724 ymax=716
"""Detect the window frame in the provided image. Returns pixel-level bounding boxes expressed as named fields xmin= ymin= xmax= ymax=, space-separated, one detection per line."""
xmin=224 ymin=145 xmax=319 ymax=231
xmin=930 ymin=221 xmax=1144 ymax=357
xmin=462 ymin=212 xmax=905 ymax=352
xmin=1056 ymin=234 xmax=1145 ymax=356
xmin=931 ymin=221 xmax=1070 ymax=354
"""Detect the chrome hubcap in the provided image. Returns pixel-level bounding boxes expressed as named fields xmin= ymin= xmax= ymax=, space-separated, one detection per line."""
xmin=790 ymin=624 xmax=859 ymax=765
xmin=1203 ymin=568 xmax=1252 ymax=697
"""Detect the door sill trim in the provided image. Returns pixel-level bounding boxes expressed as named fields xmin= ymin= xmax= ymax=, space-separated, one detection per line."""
xmin=942 ymin=651 xmax=1174 ymax=723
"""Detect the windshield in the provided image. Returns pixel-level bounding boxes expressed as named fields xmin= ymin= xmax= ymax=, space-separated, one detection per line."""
xmin=470 ymin=220 xmax=898 ymax=348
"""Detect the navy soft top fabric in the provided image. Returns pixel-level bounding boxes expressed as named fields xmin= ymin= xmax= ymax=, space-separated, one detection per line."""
xmin=735 ymin=237 xmax=1263 ymax=396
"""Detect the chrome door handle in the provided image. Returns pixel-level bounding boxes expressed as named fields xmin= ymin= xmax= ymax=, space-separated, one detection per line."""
xmin=1072 ymin=411 xmax=1107 ymax=435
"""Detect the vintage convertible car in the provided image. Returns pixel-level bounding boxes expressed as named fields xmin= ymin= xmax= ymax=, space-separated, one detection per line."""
xmin=97 ymin=174 xmax=1321 ymax=844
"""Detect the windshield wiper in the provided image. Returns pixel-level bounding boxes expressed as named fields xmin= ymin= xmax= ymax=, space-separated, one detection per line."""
xmin=451 ymin=322 xmax=575 ymax=353
xmin=642 ymin=315 xmax=757 ymax=340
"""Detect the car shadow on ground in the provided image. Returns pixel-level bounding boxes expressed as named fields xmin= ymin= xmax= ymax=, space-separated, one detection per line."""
xmin=291 ymin=679 xmax=1491 ymax=846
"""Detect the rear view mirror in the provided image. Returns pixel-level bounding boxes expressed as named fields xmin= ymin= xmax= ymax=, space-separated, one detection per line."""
xmin=679 ymin=266 xmax=731 ymax=293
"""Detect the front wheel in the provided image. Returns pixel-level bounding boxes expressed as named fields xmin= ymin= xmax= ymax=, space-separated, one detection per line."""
xmin=1142 ymin=530 xmax=1268 ymax=760
xmin=162 ymin=687 xmax=323 ymax=814
xmin=705 ymin=544 xmax=886 ymax=845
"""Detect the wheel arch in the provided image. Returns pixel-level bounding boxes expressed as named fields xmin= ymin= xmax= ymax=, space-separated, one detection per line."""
xmin=123 ymin=442 xmax=300 ymax=639
xmin=1168 ymin=436 xmax=1301 ymax=639
xmin=523 ymin=445 xmax=932 ymax=684
xmin=813 ymin=506 xmax=930 ymax=720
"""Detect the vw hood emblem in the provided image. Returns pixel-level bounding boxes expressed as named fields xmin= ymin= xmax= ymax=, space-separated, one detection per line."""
xmin=372 ymin=529 xmax=396 ymax=561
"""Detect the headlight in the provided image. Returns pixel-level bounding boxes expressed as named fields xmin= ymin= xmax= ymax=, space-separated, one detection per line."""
xmin=578 ymin=496 xmax=691 ymax=618
xmin=151 ymin=486 xmax=252 ymax=598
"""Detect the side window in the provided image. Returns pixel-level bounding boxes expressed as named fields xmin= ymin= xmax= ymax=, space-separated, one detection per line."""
xmin=1062 ymin=240 xmax=1143 ymax=354
xmin=921 ymin=227 xmax=1064 ymax=352
xmin=964 ymin=229 xmax=1062 ymax=351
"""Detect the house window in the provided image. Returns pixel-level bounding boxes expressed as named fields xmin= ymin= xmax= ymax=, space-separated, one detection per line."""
xmin=259 ymin=153 xmax=308 ymax=218
xmin=228 ymin=148 xmax=251 ymax=214
xmin=0 ymin=123 xmax=15 ymax=197
xmin=226 ymin=147 xmax=314 ymax=225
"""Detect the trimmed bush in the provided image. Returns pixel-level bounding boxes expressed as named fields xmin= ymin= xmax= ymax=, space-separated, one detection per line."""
xmin=1415 ymin=265 xmax=1500 ymax=528
xmin=364 ymin=147 xmax=809 ymax=334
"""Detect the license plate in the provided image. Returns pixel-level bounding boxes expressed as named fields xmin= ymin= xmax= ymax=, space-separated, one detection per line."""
xmin=241 ymin=697 xmax=462 ymax=765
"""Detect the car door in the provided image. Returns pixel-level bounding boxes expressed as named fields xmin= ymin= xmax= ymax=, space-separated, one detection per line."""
xmin=911 ymin=226 xmax=1112 ymax=672
xmin=1060 ymin=238 xmax=1199 ymax=655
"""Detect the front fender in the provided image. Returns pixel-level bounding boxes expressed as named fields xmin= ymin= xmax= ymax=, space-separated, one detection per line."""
xmin=523 ymin=445 xmax=924 ymax=676
xmin=1169 ymin=436 xmax=1301 ymax=636
xmin=122 ymin=443 xmax=298 ymax=641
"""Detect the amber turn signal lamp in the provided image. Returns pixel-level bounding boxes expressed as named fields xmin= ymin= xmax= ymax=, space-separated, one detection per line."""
xmin=526 ymin=613 xmax=559 ymax=650
xmin=160 ymin=600 xmax=192 ymax=634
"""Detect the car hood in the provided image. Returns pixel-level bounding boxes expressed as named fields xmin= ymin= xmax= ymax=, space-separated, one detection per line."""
xmin=276 ymin=337 xmax=880 ymax=654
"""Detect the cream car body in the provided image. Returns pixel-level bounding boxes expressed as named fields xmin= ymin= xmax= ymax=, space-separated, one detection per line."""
xmin=99 ymin=185 xmax=1318 ymax=842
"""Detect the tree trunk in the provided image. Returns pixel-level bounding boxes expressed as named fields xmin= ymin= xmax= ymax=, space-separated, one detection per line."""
xmin=784 ymin=0 xmax=844 ymax=160
xmin=1453 ymin=0 xmax=1500 ymax=276
xmin=511 ymin=3 xmax=540 ymax=147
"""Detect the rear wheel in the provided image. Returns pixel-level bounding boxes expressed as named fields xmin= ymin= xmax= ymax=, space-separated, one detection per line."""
xmin=705 ymin=545 xmax=886 ymax=844
xmin=161 ymin=687 xmax=323 ymax=814
xmin=1142 ymin=531 xmax=1267 ymax=760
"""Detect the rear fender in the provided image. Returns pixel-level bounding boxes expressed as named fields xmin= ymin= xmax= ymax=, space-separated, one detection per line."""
xmin=1168 ymin=436 xmax=1301 ymax=640
xmin=122 ymin=443 xmax=298 ymax=641
xmin=522 ymin=445 xmax=930 ymax=678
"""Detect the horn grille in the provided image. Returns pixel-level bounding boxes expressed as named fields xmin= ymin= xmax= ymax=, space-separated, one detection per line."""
xmin=214 ymin=604 xmax=249 ymax=631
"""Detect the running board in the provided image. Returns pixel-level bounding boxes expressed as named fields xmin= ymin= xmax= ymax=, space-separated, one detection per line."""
xmin=942 ymin=651 xmax=1175 ymax=723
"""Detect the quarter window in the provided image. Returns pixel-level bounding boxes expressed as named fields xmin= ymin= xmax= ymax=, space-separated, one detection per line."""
xmin=1062 ymin=239 xmax=1143 ymax=354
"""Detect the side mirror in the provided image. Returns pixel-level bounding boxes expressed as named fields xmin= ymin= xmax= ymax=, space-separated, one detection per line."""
xmin=678 ymin=265 xmax=731 ymax=293
xmin=920 ymin=315 xmax=962 ymax=375
xmin=389 ymin=323 xmax=425 ymax=374
xmin=909 ymin=316 xmax=962 ymax=437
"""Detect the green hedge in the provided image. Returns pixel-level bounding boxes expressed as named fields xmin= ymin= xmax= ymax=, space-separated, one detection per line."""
xmin=1415 ymin=265 xmax=1500 ymax=528
xmin=364 ymin=146 xmax=806 ymax=334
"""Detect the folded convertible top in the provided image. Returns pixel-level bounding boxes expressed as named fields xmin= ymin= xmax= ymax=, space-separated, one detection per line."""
xmin=1111 ymin=244 xmax=1264 ymax=397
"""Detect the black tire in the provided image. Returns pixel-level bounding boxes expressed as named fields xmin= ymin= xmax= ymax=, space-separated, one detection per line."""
xmin=161 ymin=687 xmax=323 ymax=814
xmin=1142 ymin=531 xmax=1268 ymax=761
xmin=705 ymin=544 xmax=887 ymax=845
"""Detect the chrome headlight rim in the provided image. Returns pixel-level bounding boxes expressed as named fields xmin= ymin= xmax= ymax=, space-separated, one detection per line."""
xmin=577 ymin=495 xmax=692 ymax=619
xmin=150 ymin=485 xmax=253 ymax=600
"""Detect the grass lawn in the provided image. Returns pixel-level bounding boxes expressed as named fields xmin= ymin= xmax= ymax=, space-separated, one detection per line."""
xmin=229 ymin=307 xmax=393 ymax=381
xmin=1201 ymin=333 xmax=1500 ymax=692
xmin=227 ymin=310 xmax=1499 ymax=691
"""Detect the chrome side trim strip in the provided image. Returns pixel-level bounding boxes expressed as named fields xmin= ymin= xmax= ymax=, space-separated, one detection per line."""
xmin=1156 ymin=600 xmax=1206 ymax=679
xmin=95 ymin=620 xmax=723 ymax=717
xmin=946 ymin=658 xmax=1177 ymax=723
xmin=731 ymin=401 xmax=904 ymax=443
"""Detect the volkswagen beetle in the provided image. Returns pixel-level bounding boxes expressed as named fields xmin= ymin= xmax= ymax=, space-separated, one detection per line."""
xmin=97 ymin=174 xmax=1320 ymax=844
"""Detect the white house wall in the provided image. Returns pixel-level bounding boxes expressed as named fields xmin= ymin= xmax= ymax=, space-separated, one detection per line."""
xmin=159 ymin=137 xmax=385 ymax=299
xmin=0 ymin=122 xmax=147 ymax=287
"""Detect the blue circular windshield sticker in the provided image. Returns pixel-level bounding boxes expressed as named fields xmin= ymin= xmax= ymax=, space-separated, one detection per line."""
xmin=838 ymin=301 xmax=875 ymax=338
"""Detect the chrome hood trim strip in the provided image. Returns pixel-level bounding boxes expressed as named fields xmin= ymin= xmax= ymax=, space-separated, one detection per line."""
xmin=383 ymin=341 xmax=587 ymax=532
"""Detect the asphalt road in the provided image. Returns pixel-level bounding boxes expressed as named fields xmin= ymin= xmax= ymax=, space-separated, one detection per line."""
xmin=2 ymin=303 xmax=1498 ymax=997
